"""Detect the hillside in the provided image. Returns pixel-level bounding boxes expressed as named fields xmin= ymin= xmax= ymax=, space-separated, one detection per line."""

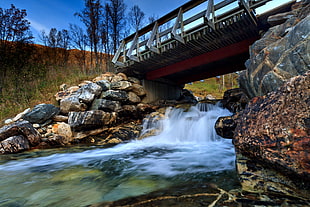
xmin=185 ymin=73 xmax=239 ymax=99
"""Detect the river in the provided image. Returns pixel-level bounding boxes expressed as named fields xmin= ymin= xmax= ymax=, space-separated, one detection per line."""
xmin=0 ymin=104 xmax=238 ymax=206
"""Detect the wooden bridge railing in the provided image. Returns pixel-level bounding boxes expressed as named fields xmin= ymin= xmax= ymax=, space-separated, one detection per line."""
xmin=112 ymin=0 xmax=272 ymax=68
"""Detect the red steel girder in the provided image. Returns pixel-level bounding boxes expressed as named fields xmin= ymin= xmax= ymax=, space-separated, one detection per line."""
xmin=146 ymin=37 xmax=258 ymax=80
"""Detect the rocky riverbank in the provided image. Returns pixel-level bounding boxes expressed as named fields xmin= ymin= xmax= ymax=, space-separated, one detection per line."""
xmin=216 ymin=0 xmax=310 ymax=201
xmin=0 ymin=72 xmax=159 ymax=154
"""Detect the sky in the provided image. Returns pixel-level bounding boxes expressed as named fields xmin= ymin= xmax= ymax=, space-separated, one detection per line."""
xmin=1 ymin=0 xmax=293 ymax=44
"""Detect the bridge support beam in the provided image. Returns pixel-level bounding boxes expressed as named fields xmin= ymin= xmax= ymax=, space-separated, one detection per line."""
xmin=146 ymin=37 xmax=258 ymax=81
xmin=141 ymin=79 xmax=183 ymax=103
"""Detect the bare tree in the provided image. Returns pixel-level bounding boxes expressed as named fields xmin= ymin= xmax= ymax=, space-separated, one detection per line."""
xmin=75 ymin=0 xmax=102 ymax=69
xmin=106 ymin=0 xmax=126 ymax=53
xmin=128 ymin=5 xmax=145 ymax=33
xmin=70 ymin=24 xmax=88 ymax=72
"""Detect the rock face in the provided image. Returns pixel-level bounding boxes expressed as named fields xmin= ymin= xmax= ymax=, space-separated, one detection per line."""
xmin=234 ymin=72 xmax=310 ymax=192
xmin=239 ymin=1 xmax=310 ymax=98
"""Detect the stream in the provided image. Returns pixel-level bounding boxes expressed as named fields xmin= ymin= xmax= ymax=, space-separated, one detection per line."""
xmin=0 ymin=104 xmax=239 ymax=207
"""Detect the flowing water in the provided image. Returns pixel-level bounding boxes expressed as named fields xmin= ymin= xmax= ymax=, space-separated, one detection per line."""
xmin=0 ymin=104 xmax=238 ymax=207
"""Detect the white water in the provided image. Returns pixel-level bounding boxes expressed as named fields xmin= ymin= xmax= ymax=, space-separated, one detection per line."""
xmin=0 ymin=104 xmax=236 ymax=206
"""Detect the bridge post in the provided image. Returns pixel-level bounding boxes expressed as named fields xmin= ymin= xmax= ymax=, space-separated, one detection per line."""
xmin=205 ymin=0 xmax=215 ymax=30
xmin=171 ymin=8 xmax=185 ymax=44
xmin=126 ymin=33 xmax=140 ymax=62
xmin=112 ymin=40 xmax=126 ymax=67
xmin=146 ymin=22 xmax=160 ymax=54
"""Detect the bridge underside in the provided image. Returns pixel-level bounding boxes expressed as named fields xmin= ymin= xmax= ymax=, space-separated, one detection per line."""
xmin=118 ymin=15 xmax=259 ymax=84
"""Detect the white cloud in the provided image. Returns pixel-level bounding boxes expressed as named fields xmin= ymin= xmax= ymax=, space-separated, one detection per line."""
xmin=27 ymin=18 xmax=49 ymax=33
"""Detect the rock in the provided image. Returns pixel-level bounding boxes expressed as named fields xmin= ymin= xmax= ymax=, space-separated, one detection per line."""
xmin=93 ymin=72 xmax=115 ymax=82
xmin=96 ymin=80 xmax=111 ymax=91
xmin=178 ymin=89 xmax=197 ymax=104
xmin=12 ymin=108 xmax=31 ymax=122
xmin=0 ymin=120 xmax=41 ymax=146
xmin=267 ymin=11 xmax=295 ymax=26
xmin=55 ymin=86 xmax=79 ymax=101
xmin=0 ymin=135 xmax=30 ymax=154
xmin=33 ymin=124 xmax=40 ymax=128
xmin=111 ymin=73 xmax=127 ymax=82
xmin=59 ymin=83 xmax=67 ymax=91
xmin=215 ymin=116 xmax=236 ymax=138
xmin=119 ymin=105 xmax=138 ymax=118
xmin=239 ymin=2 xmax=310 ymax=98
xmin=127 ymin=92 xmax=141 ymax=104
xmin=60 ymin=96 xmax=88 ymax=114
xmin=221 ymin=88 xmax=249 ymax=113
xmin=98 ymin=122 xmax=142 ymax=145
xmin=130 ymin=84 xmax=146 ymax=96
xmin=236 ymin=152 xmax=309 ymax=199
xmin=101 ymin=90 xmax=128 ymax=102
xmin=234 ymin=72 xmax=310 ymax=191
xmin=52 ymin=115 xmax=69 ymax=122
xmin=51 ymin=123 xmax=73 ymax=144
xmin=128 ymin=77 xmax=141 ymax=84
xmin=23 ymin=104 xmax=60 ymax=124
xmin=72 ymin=127 xmax=106 ymax=139
xmin=78 ymin=80 xmax=92 ymax=87
xmin=76 ymin=82 xmax=102 ymax=104
xmin=90 ymin=99 xmax=122 ymax=112
xmin=137 ymin=103 xmax=156 ymax=116
xmin=68 ymin=110 xmax=117 ymax=131
xmin=45 ymin=135 xmax=70 ymax=146
xmin=110 ymin=81 xmax=132 ymax=91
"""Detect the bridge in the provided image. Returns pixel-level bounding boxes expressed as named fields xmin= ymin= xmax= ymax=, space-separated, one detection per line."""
xmin=112 ymin=0 xmax=295 ymax=102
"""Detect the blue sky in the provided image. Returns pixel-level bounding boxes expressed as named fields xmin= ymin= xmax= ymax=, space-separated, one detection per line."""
xmin=1 ymin=0 xmax=292 ymax=44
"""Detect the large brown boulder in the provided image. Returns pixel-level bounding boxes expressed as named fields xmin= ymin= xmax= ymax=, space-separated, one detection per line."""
xmin=239 ymin=1 xmax=310 ymax=98
xmin=234 ymin=72 xmax=310 ymax=191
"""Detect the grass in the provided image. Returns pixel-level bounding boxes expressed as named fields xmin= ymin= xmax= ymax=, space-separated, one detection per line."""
xmin=0 ymin=65 xmax=99 ymax=123
xmin=185 ymin=73 xmax=239 ymax=99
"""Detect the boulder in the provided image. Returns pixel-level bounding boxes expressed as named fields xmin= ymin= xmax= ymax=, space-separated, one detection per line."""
xmin=215 ymin=116 xmax=236 ymax=139
xmin=127 ymin=92 xmax=141 ymax=104
xmin=90 ymin=99 xmax=122 ymax=112
xmin=111 ymin=73 xmax=127 ymax=82
xmin=93 ymin=72 xmax=115 ymax=82
xmin=96 ymin=80 xmax=111 ymax=91
xmin=60 ymin=96 xmax=88 ymax=114
xmin=0 ymin=120 xmax=41 ymax=146
xmin=130 ymin=84 xmax=146 ymax=96
xmin=55 ymin=86 xmax=79 ymax=101
xmin=101 ymin=90 xmax=128 ymax=102
xmin=239 ymin=2 xmax=310 ymax=98
xmin=68 ymin=110 xmax=117 ymax=131
xmin=221 ymin=88 xmax=249 ymax=113
xmin=51 ymin=122 xmax=73 ymax=144
xmin=110 ymin=81 xmax=132 ymax=91
xmin=128 ymin=77 xmax=141 ymax=84
xmin=23 ymin=104 xmax=60 ymax=124
xmin=178 ymin=89 xmax=197 ymax=104
xmin=76 ymin=82 xmax=102 ymax=104
xmin=234 ymin=72 xmax=310 ymax=191
xmin=0 ymin=135 xmax=30 ymax=154
xmin=52 ymin=115 xmax=69 ymax=122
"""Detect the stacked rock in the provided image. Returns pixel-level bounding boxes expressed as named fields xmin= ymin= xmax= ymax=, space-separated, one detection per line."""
xmin=0 ymin=72 xmax=155 ymax=154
